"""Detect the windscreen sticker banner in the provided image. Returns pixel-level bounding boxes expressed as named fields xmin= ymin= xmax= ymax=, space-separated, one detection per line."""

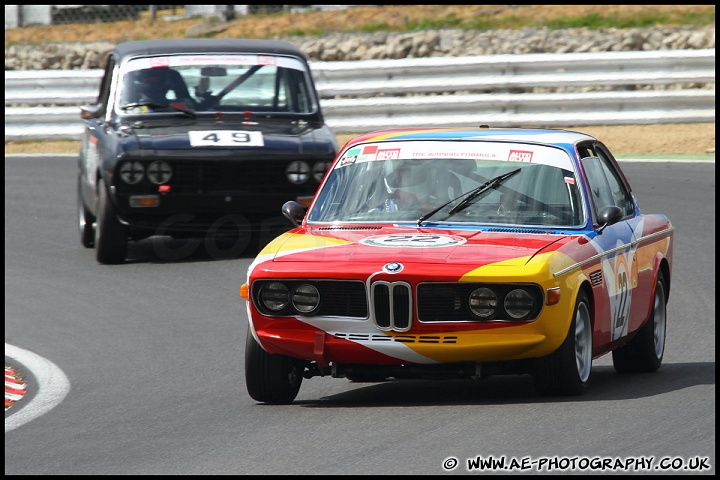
xmin=335 ymin=141 xmax=573 ymax=170
xmin=189 ymin=130 xmax=264 ymax=147
xmin=122 ymin=55 xmax=306 ymax=72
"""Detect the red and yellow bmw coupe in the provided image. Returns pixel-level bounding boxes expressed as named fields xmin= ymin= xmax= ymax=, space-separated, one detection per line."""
xmin=240 ymin=127 xmax=673 ymax=404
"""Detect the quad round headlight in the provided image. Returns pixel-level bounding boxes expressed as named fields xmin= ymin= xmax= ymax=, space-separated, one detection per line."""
xmin=286 ymin=161 xmax=311 ymax=184
xmin=119 ymin=161 xmax=144 ymax=184
xmin=504 ymin=289 xmax=534 ymax=319
xmin=292 ymin=284 xmax=320 ymax=313
xmin=312 ymin=161 xmax=331 ymax=183
xmin=147 ymin=160 xmax=172 ymax=185
xmin=469 ymin=287 xmax=497 ymax=318
xmin=259 ymin=282 xmax=289 ymax=312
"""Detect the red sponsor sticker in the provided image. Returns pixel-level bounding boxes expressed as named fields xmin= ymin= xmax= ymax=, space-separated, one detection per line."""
xmin=376 ymin=148 xmax=401 ymax=160
xmin=508 ymin=150 xmax=533 ymax=162
xmin=257 ymin=55 xmax=278 ymax=66
xmin=362 ymin=145 xmax=379 ymax=155
xmin=564 ymin=177 xmax=576 ymax=185
xmin=149 ymin=57 xmax=170 ymax=68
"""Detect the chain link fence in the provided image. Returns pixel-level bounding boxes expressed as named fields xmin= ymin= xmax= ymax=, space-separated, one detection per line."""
xmin=4 ymin=5 xmax=345 ymax=29
xmin=50 ymin=6 xmax=167 ymax=24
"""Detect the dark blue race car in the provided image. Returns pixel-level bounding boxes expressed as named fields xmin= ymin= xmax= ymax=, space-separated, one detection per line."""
xmin=77 ymin=38 xmax=338 ymax=264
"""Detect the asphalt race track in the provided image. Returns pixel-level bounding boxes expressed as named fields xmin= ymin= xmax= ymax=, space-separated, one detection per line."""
xmin=4 ymin=154 xmax=715 ymax=475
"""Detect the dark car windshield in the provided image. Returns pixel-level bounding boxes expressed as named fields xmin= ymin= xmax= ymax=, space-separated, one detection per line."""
xmin=116 ymin=54 xmax=317 ymax=115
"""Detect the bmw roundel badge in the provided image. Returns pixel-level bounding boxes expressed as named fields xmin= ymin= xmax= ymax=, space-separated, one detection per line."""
xmin=383 ymin=262 xmax=404 ymax=273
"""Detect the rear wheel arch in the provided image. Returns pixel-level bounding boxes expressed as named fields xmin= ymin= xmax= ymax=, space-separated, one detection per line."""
xmin=557 ymin=280 xmax=595 ymax=349
xmin=611 ymin=269 xmax=667 ymax=373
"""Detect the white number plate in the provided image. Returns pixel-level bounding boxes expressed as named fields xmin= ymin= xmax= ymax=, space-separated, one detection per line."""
xmin=188 ymin=130 xmax=265 ymax=147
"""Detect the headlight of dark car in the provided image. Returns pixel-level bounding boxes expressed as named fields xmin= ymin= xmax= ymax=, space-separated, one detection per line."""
xmin=118 ymin=160 xmax=173 ymax=185
xmin=119 ymin=161 xmax=144 ymax=184
xmin=312 ymin=161 xmax=331 ymax=183
xmin=146 ymin=160 xmax=173 ymax=184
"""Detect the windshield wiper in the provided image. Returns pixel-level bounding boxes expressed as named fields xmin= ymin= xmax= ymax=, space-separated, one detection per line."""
xmin=416 ymin=168 xmax=521 ymax=226
xmin=448 ymin=168 xmax=521 ymax=216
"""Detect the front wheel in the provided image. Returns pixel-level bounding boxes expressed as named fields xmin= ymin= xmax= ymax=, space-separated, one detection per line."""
xmin=612 ymin=271 xmax=667 ymax=373
xmin=94 ymin=180 xmax=127 ymax=264
xmin=244 ymin=328 xmax=303 ymax=404
xmin=534 ymin=290 xmax=593 ymax=396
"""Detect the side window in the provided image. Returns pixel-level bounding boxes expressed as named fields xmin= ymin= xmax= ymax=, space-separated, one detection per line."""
xmin=595 ymin=147 xmax=634 ymax=217
xmin=581 ymin=156 xmax=612 ymax=220
xmin=275 ymin=68 xmax=289 ymax=110
xmin=97 ymin=56 xmax=116 ymax=118
xmin=285 ymin=68 xmax=314 ymax=113
xmin=580 ymin=153 xmax=634 ymax=223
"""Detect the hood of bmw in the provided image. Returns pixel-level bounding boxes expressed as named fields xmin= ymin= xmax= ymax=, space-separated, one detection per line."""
xmin=258 ymin=225 xmax=575 ymax=270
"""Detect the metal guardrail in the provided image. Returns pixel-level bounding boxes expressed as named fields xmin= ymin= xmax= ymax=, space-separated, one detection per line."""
xmin=4 ymin=49 xmax=715 ymax=140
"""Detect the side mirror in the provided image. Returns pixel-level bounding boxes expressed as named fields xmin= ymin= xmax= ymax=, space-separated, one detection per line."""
xmin=80 ymin=104 xmax=102 ymax=119
xmin=282 ymin=201 xmax=305 ymax=227
xmin=596 ymin=205 xmax=624 ymax=233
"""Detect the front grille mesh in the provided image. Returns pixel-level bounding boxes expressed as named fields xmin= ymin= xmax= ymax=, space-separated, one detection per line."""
xmin=170 ymin=159 xmax=316 ymax=193
xmin=417 ymin=283 xmax=477 ymax=321
xmin=316 ymin=281 xmax=367 ymax=317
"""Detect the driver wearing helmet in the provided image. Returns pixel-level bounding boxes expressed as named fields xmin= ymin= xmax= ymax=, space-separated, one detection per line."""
xmin=123 ymin=67 xmax=191 ymax=109
xmin=374 ymin=161 xmax=433 ymax=213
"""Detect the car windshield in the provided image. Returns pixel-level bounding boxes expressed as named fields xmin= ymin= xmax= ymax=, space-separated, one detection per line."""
xmin=307 ymin=140 xmax=584 ymax=228
xmin=115 ymin=53 xmax=317 ymax=114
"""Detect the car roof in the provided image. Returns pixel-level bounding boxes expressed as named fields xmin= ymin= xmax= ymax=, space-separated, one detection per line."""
xmin=110 ymin=38 xmax=309 ymax=62
xmin=342 ymin=127 xmax=598 ymax=150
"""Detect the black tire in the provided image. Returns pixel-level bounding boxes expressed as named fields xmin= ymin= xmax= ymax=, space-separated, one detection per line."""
xmin=534 ymin=290 xmax=593 ymax=396
xmin=94 ymin=180 xmax=127 ymax=264
xmin=77 ymin=174 xmax=95 ymax=248
xmin=244 ymin=328 xmax=303 ymax=404
xmin=612 ymin=271 xmax=667 ymax=373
